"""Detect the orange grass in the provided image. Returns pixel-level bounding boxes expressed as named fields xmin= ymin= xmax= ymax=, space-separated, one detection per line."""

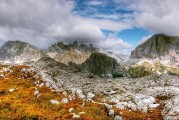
xmin=0 ymin=64 xmax=164 ymax=120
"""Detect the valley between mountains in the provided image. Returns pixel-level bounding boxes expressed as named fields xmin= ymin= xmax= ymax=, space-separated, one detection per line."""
xmin=0 ymin=34 xmax=179 ymax=120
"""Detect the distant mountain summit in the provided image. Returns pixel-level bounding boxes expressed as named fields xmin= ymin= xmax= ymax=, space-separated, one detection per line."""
xmin=44 ymin=41 xmax=99 ymax=65
xmin=131 ymin=34 xmax=179 ymax=62
xmin=45 ymin=41 xmax=98 ymax=54
xmin=0 ymin=40 xmax=46 ymax=63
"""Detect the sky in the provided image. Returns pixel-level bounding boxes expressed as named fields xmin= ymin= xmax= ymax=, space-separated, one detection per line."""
xmin=0 ymin=0 xmax=179 ymax=54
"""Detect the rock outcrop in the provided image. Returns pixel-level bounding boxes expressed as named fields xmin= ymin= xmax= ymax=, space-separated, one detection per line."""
xmin=44 ymin=41 xmax=98 ymax=65
xmin=80 ymin=52 xmax=126 ymax=77
xmin=0 ymin=40 xmax=46 ymax=63
xmin=130 ymin=34 xmax=179 ymax=62
xmin=53 ymin=50 xmax=91 ymax=65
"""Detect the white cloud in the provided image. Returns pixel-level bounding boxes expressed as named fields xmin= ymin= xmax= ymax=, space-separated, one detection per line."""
xmin=80 ymin=17 xmax=132 ymax=32
xmin=114 ymin=0 xmax=179 ymax=36
xmin=0 ymin=0 xmax=131 ymax=53
xmin=133 ymin=0 xmax=179 ymax=36
xmin=87 ymin=1 xmax=105 ymax=6
xmin=97 ymin=33 xmax=132 ymax=54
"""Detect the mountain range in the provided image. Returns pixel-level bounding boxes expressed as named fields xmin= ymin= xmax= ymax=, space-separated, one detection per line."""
xmin=0 ymin=34 xmax=179 ymax=76
xmin=0 ymin=34 xmax=179 ymax=120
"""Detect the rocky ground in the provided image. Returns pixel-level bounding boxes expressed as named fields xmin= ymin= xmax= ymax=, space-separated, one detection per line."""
xmin=25 ymin=58 xmax=179 ymax=120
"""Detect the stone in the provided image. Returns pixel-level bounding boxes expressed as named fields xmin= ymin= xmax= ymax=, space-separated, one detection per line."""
xmin=114 ymin=115 xmax=123 ymax=120
xmin=62 ymin=91 xmax=67 ymax=96
xmin=109 ymin=109 xmax=115 ymax=116
xmin=76 ymin=89 xmax=85 ymax=99
xmin=104 ymin=103 xmax=113 ymax=110
xmin=69 ymin=108 xmax=74 ymax=113
xmin=87 ymin=92 xmax=95 ymax=100
xmin=50 ymin=100 xmax=59 ymax=105
xmin=78 ymin=112 xmax=85 ymax=115
xmin=9 ymin=88 xmax=15 ymax=92
xmin=61 ymin=98 xmax=68 ymax=104
xmin=34 ymin=89 xmax=40 ymax=97
xmin=72 ymin=114 xmax=80 ymax=118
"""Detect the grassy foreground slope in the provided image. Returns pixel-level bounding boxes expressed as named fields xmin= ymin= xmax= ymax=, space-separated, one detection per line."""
xmin=0 ymin=64 xmax=163 ymax=120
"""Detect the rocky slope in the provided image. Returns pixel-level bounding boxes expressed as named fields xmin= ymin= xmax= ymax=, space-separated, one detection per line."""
xmin=0 ymin=40 xmax=46 ymax=63
xmin=127 ymin=59 xmax=179 ymax=78
xmin=80 ymin=52 xmax=126 ymax=77
xmin=0 ymin=39 xmax=179 ymax=120
xmin=53 ymin=50 xmax=91 ymax=65
xmin=2 ymin=63 xmax=175 ymax=120
xmin=131 ymin=34 xmax=179 ymax=62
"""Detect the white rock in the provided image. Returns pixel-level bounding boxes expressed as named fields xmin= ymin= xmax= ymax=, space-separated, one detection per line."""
xmin=0 ymin=74 xmax=4 ymax=77
xmin=9 ymin=88 xmax=15 ymax=92
xmin=21 ymin=68 xmax=27 ymax=73
xmin=61 ymin=98 xmax=68 ymax=104
xmin=3 ymin=68 xmax=8 ymax=72
xmin=162 ymin=95 xmax=179 ymax=119
xmin=50 ymin=100 xmax=59 ymax=105
xmin=114 ymin=115 xmax=123 ymax=120
xmin=76 ymin=89 xmax=85 ymax=99
xmin=34 ymin=89 xmax=40 ymax=96
xmin=149 ymin=104 xmax=160 ymax=108
xmin=129 ymin=102 xmax=137 ymax=111
xmin=78 ymin=112 xmax=85 ymax=115
xmin=62 ymin=91 xmax=67 ymax=96
xmin=87 ymin=92 xmax=95 ymax=100
xmin=69 ymin=95 xmax=76 ymax=101
xmin=72 ymin=114 xmax=80 ymax=118
xmin=115 ymin=102 xmax=128 ymax=110
xmin=69 ymin=108 xmax=74 ymax=113
xmin=39 ymin=83 xmax=44 ymax=87
xmin=104 ymin=103 xmax=112 ymax=110
xmin=134 ymin=94 xmax=156 ymax=113
xmin=109 ymin=109 xmax=115 ymax=116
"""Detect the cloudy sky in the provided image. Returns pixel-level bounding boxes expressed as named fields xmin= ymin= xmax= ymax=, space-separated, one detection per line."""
xmin=0 ymin=0 xmax=179 ymax=54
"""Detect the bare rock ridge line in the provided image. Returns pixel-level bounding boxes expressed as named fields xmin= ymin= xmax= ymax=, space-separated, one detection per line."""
xmin=0 ymin=40 xmax=127 ymax=77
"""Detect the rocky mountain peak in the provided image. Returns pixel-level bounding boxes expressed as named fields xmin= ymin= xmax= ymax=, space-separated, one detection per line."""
xmin=0 ymin=40 xmax=46 ymax=63
xmin=47 ymin=41 xmax=98 ymax=53
xmin=130 ymin=34 xmax=179 ymax=61
xmin=1 ymin=40 xmax=34 ymax=50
